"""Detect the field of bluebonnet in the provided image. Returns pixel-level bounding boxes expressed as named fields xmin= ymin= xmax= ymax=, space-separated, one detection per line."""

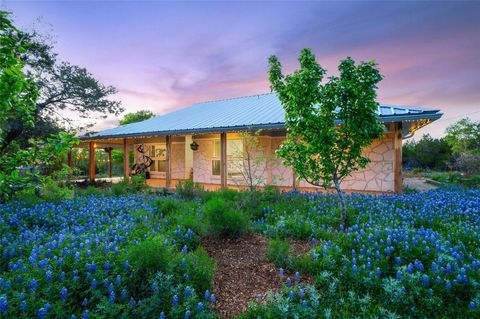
xmin=0 ymin=186 xmax=479 ymax=318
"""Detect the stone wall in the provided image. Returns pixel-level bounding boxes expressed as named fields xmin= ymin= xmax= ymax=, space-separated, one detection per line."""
xmin=191 ymin=132 xmax=397 ymax=193
xmin=171 ymin=142 xmax=185 ymax=180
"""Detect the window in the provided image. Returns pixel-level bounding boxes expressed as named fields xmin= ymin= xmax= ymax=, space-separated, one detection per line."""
xmin=211 ymin=139 xmax=244 ymax=177
xmin=212 ymin=140 xmax=220 ymax=176
xmin=141 ymin=144 xmax=166 ymax=172
xmin=227 ymin=140 xmax=243 ymax=178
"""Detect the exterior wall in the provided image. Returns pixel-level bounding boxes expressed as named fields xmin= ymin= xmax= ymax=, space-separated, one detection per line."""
xmin=171 ymin=142 xmax=185 ymax=180
xmin=191 ymin=131 xmax=397 ymax=193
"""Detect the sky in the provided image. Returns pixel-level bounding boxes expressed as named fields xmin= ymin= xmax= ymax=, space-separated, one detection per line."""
xmin=3 ymin=0 xmax=480 ymax=139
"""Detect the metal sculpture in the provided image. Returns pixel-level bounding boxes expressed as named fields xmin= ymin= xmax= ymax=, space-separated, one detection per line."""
xmin=130 ymin=144 xmax=153 ymax=176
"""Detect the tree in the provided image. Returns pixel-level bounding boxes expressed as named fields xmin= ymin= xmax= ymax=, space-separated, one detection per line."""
xmin=119 ymin=110 xmax=155 ymax=125
xmin=228 ymin=130 xmax=268 ymax=192
xmin=269 ymin=48 xmax=384 ymax=227
xmin=445 ymin=118 xmax=480 ymax=155
xmin=404 ymin=134 xmax=452 ymax=170
xmin=0 ymin=12 xmax=79 ymax=202
xmin=0 ymin=21 xmax=123 ymax=152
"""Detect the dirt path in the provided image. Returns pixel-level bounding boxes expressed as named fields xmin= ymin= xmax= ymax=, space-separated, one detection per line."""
xmin=403 ymin=177 xmax=438 ymax=192
xmin=202 ymin=234 xmax=280 ymax=318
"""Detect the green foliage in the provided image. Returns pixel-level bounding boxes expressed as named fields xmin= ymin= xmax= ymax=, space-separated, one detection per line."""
xmin=119 ymin=109 xmax=155 ymax=125
xmin=403 ymin=134 xmax=452 ymax=170
xmin=155 ymin=197 xmax=183 ymax=215
xmin=176 ymin=179 xmax=204 ymax=200
xmin=183 ymin=246 xmax=216 ymax=293
xmin=203 ymin=197 xmax=249 ymax=238
xmin=445 ymin=118 xmax=480 ymax=155
xmin=127 ymin=236 xmax=173 ymax=279
xmin=269 ymin=48 xmax=384 ymax=226
xmin=267 ymin=238 xmax=291 ymax=268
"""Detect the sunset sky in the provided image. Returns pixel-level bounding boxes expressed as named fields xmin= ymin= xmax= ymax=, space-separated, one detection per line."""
xmin=4 ymin=1 xmax=480 ymax=139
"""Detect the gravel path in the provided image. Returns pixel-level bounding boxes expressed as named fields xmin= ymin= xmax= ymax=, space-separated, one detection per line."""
xmin=403 ymin=177 xmax=438 ymax=192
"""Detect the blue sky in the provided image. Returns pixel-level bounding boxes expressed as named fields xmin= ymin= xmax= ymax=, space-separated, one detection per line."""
xmin=4 ymin=1 xmax=480 ymax=138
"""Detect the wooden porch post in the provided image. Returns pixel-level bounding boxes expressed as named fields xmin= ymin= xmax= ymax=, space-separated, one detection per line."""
xmin=67 ymin=150 xmax=73 ymax=169
xmin=292 ymin=170 xmax=297 ymax=190
xmin=220 ymin=132 xmax=227 ymax=189
xmin=165 ymin=135 xmax=172 ymax=189
xmin=107 ymin=149 xmax=113 ymax=178
xmin=89 ymin=142 xmax=95 ymax=181
xmin=123 ymin=139 xmax=130 ymax=179
xmin=393 ymin=122 xmax=403 ymax=194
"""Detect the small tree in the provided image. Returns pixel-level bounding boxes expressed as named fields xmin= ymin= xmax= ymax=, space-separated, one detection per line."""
xmin=268 ymin=48 xmax=384 ymax=227
xmin=228 ymin=130 xmax=268 ymax=192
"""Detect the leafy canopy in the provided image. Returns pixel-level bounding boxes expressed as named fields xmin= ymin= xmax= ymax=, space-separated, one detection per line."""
xmin=445 ymin=118 xmax=480 ymax=155
xmin=119 ymin=110 xmax=155 ymax=125
xmin=268 ymin=48 xmax=384 ymax=190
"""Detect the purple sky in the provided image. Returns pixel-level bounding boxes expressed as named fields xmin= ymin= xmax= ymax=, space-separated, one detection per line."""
xmin=4 ymin=1 xmax=480 ymax=139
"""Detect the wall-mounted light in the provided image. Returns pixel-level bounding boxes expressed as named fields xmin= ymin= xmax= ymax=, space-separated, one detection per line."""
xmin=190 ymin=141 xmax=199 ymax=151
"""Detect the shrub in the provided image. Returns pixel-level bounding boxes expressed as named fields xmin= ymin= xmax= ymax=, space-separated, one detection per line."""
xmin=267 ymin=238 xmax=291 ymax=268
xmin=155 ymin=197 xmax=182 ymax=216
xmin=130 ymin=174 xmax=148 ymax=192
xmin=127 ymin=236 xmax=173 ymax=280
xmin=203 ymin=197 xmax=249 ymax=238
xmin=111 ymin=179 xmax=128 ymax=195
xmin=183 ymin=246 xmax=216 ymax=293
xmin=176 ymin=179 xmax=203 ymax=199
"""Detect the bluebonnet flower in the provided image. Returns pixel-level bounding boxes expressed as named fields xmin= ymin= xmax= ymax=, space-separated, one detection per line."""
xmin=91 ymin=279 xmax=97 ymax=289
xmin=181 ymin=245 xmax=188 ymax=255
xmin=0 ymin=295 xmax=8 ymax=314
xmin=45 ymin=270 xmax=52 ymax=282
xmin=204 ymin=290 xmax=210 ymax=301
xmin=116 ymin=275 xmax=121 ymax=286
xmin=288 ymin=291 xmax=295 ymax=300
xmin=445 ymin=280 xmax=452 ymax=289
xmin=298 ymin=289 xmax=305 ymax=299
xmin=109 ymin=291 xmax=115 ymax=304
xmin=376 ymin=267 xmax=382 ymax=278
xmin=38 ymin=307 xmax=47 ymax=319
xmin=104 ymin=261 xmax=111 ymax=270
xmin=160 ymin=312 xmax=165 ymax=319
xmin=396 ymin=271 xmax=402 ymax=280
xmin=422 ymin=275 xmax=430 ymax=286
xmin=129 ymin=297 xmax=136 ymax=307
xmin=60 ymin=286 xmax=68 ymax=301
xmin=81 ymin=310 xmax=89 ymax=319
xmin=302 ymin=300 xmax=308 ymax=308
xmin=82 ymin=298 xmax=88 ymax=307
xmin=121 ymin=289 xmax=127 ymax=300
xmin=198 ymin=301 xmax=204 ymax=312
xmin=294 ymin=272 xmax=300 ymax=283
xmin=185 ymin=286 xmax=191 ymax=298
xmin=210 ymin=294 xmax=216 ymax=304
xmin=469 ymin=301 xmax=476 ymax=309
xmin=20 ymin=300 xmax=27 ymax=311
xmin=173 ymin=294 xmax=179 ymax=306
xmin=286 ymin=277 xmax=292 ymax=287
xmin=185 ymin=310 xmax=191 ymax=319
xmin=279 ymin=268 xmax=284 ymax=279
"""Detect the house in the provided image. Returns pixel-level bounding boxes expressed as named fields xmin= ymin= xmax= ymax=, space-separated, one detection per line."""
xmin=78 ymin=93 xmax=442 ymax=193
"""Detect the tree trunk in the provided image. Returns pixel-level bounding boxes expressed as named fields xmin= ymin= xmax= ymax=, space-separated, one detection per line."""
xmin=333 ymin=178 xmax=349 ymax=229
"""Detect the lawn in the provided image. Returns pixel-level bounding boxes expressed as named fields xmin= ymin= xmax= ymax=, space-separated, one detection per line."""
xmin=0 ymin=186 xmax=479 ymax=318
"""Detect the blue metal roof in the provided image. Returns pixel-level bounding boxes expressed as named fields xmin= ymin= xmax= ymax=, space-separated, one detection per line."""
xmin=84 ymin=93 xmax=442 ymax=140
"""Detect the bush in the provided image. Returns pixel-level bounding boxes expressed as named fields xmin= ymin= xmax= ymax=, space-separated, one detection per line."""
xmin=183 ymin=246 xmax=216 ymax=293
xmin=127 ymin=236 xmax=173 ymax=279
xmin=176 ymin=179 xmax=203 ymax=199
xmin=267 ymin=238 xmax=291 ymax=268
xmin=155 ymin=197 xmax=182 ymax=216
xmin=111 ymin=179 xmax=128 ymax=195
xmin=203 ymin=197 xmax=249 ymax=238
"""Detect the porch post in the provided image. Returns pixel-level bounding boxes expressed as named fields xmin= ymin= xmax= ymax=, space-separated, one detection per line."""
xmin=393 ymin=122 xmax=403 ymax=194
xmin=89 ymin=142 xmax=95 ymax=181
xmin=123 ymin=139 xmax=130 ymax=179
xmin=292 ymin=170 xmax=297 ymax=190
xmin=166 ymin=135 xmax=172 ymax=189
xmin=220 ymin=132 xmax=227 ymax=189
xmin=107 ymin=149 xmax=113 ymax=178
xmin=67 ymin=150 xmax=73 ymax=169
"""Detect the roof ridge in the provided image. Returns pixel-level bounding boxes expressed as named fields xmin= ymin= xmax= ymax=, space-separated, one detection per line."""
xmin=189 ymin=92 xmax=276 ymax=106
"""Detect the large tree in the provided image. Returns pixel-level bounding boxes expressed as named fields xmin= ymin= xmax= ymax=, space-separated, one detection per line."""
xmin=0 ymin=12 xmax=78 ymax=201
xmin=445 ymin=118 xmax=480 ymax=155
xmin=269 ymin=48 xmax=384 ymax=227
xmin=0 ymin=20 xmax=123 ymax=153
xmin=119 ymin=110 xmax=155 ymax=125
